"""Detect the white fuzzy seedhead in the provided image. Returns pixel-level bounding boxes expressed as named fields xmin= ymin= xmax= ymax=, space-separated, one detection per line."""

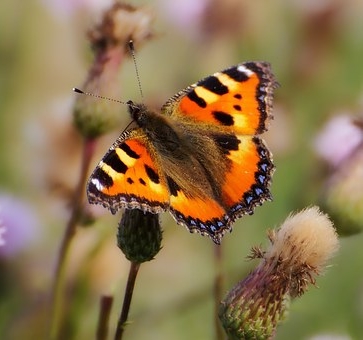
xmin=266 ymin=206 xmax=339 ymax=273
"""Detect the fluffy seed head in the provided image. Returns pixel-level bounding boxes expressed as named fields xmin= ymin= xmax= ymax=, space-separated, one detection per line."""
xmin=266 ymin=206 xmax=339 ymax=276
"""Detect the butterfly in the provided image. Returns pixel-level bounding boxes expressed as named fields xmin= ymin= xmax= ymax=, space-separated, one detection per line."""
xmin=87 ymin=62 xmax=278 ymax=244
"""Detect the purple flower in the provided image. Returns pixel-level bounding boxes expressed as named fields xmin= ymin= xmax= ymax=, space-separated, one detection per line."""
xmin=0 ymin=194 xmax=40 ymax=257
xmin=42 ymin=0 xmax=112 ymax=17
xmin=0 ymin=225 xmax=6 ymax=247
xmin=157 ymin=0 xmax=209 ymax=35
xmin=314 ymin=114 xmax=363 ymax=167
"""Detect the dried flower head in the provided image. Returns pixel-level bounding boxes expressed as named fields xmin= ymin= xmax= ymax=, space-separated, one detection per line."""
xmin=219 ymin=206 xmax=339 ymax=340
xmin=88 ymin=3 xmax=153 ymax=51
xmin=265 ymin=206 xmax=339 ymax=297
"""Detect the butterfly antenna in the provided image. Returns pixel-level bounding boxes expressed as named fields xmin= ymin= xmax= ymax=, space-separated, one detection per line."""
xmin=128 ymin=40 xmax=144 ymax=101
xmin=73 ymin=88 xmax=129 ymax=105
xmin=73 ymin=88 xmax=141 ymax=113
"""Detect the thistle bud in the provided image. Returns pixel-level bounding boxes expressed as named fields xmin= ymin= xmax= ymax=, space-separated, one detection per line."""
xmin=323 ymin=144 xmax=363 ymax=235
xmin=219 ymin=206 xmax=339 ymax=339
xmin=315 ymin=115 xmax=363 ymax=235
xmin=73 ymin=3 xmax=154 ymax=138
xmin=117 ymin=209 xmax=162 ymax=263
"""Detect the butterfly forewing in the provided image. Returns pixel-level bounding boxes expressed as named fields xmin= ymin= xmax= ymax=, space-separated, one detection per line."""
xmin=162 ymin=62 xmax=278 ymax=135
xmin=87 ymin=130 xmax=169 ymax=214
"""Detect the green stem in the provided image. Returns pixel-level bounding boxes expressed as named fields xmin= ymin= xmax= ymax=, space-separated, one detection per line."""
xmin=49 ymin=137 xmax=96 ymax=340
xmin=114 ymin=261 xmax=141 ymax=340
xmin=214 ymin=244 xmax=225 ymax=340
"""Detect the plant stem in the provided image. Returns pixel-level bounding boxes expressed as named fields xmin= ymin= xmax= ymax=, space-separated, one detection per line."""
xmin=114 ymin=261 xmax=141 ymax=340
xmin=214 ymin=244 xmax=224 ymax=340
xmin=49 ymin=137 xmax=96 ymax=340
xmin=97 ymin=295 xmax=114 ymax=340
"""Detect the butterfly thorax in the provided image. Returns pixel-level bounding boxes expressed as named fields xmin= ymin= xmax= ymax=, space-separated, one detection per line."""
xmin=127 ymin=100 xmax=235 ymax=205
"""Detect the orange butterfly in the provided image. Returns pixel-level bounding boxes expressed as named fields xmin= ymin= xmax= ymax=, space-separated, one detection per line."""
xmin=87 ymin=62 xmax=278 ymax=244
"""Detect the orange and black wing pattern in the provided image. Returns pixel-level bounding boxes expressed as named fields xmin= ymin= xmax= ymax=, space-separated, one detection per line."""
xmin=87 ymin=130 xmax=169 ymax=214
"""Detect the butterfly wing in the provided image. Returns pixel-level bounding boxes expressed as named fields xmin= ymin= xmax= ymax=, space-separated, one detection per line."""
xmin=87 ymin=61 xmax=277 ymax=244
xmin=166 ymin=133 xmax=274 ymax=244
xmin=162 ymin=62 xmax=278 ymax=135
xmin=87 ymin=129 xmax=169 ymax=214
xmin=161 ymin=62 xmax=277 ymax=243
xmin=220 ymin=135 xmax=274 ymax=216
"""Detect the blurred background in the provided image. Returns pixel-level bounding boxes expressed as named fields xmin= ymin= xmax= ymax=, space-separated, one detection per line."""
xmin=1 ymin=0 xmax=363 ymax=339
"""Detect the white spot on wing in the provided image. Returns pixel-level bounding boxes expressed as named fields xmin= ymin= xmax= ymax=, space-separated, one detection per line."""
xmin=91 ymin=178 xmax=104 ymax=191
xmin=237 ymin=65 xmax=254 ymax=77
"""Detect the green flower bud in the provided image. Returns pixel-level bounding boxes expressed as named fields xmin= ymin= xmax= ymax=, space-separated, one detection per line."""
xmin=117 ymin=209 xmax=162 ymax=263
xmin=219 ymin=265 xmax=290 ymax=340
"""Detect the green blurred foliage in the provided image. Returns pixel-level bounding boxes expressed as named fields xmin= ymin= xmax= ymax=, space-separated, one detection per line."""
xmin=1 ymin=0 xmax=363 ymax=339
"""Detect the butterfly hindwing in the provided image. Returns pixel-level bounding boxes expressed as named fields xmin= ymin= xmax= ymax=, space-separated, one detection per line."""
xmin=167 ymin=134 xmax=274 ymax=244
xmin=87 ymin=129 xmax=169 ymax=214
xmin=220 ymin=135 xmax=274 ymax=216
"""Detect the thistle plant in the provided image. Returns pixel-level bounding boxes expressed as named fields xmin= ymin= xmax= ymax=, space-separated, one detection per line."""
xmin=115 ymin=209 xmax=162 ymax=339
xmin=219 ymin=206 xmax=339 ymax=340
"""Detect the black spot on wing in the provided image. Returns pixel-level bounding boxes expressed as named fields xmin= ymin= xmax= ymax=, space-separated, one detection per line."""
xmin=187 ymin=90 xmax=207 ymax=108
xmin=234 ymin=94 xmax=242 ymax=99
xmin=127 ymin=177 xmax=134 ymax=184
xmin=120 ymin=143 xmax=140 ymax=159
xmin=198 ymin=76 xmax=229 ymax=95
xmin=213 ymin=134 xmax=240 ymax=154
xmin=233 ymin=104 xmax=242 ymax=111
xmin=103 ymin=150 xmax=127 ymax=174
xmin=223 ymin=67 xmax=249 ymax=82
xmin=167 ymin=176 xmax=180 ymax=197
xmin=139 ymin=178 xmax=146 ymax=185
xmin=213 ymin=111 xmax=234 ymax=126
xmin=144 ymin=165 xmax=160 ymax=184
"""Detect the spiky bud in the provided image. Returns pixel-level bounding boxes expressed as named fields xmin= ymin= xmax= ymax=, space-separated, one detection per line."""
xmin=323 ymin=144 xmax=363 ymax=235
xmin=219 ymin=206 xmax=339 ymax=340
xmin=117 ymin=209 xmax=162 ymax=263
xmin=315 ymin=115 xmax=363 ymax=235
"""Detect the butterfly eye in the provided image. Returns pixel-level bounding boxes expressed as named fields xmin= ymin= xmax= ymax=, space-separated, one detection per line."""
xmin=127 ymin=100 xmax=140 ymax=115
xmin=126 ymin=100 xmax=135 ymax=108
xmin=127 ymin=101 xmax=146 ymax=125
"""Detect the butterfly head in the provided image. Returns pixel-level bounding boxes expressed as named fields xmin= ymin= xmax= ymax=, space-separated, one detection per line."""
xmin=127 ymin=100 xmax=148 ymax=125
xmin=127 ymin=100 xmax=140 ymax=117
